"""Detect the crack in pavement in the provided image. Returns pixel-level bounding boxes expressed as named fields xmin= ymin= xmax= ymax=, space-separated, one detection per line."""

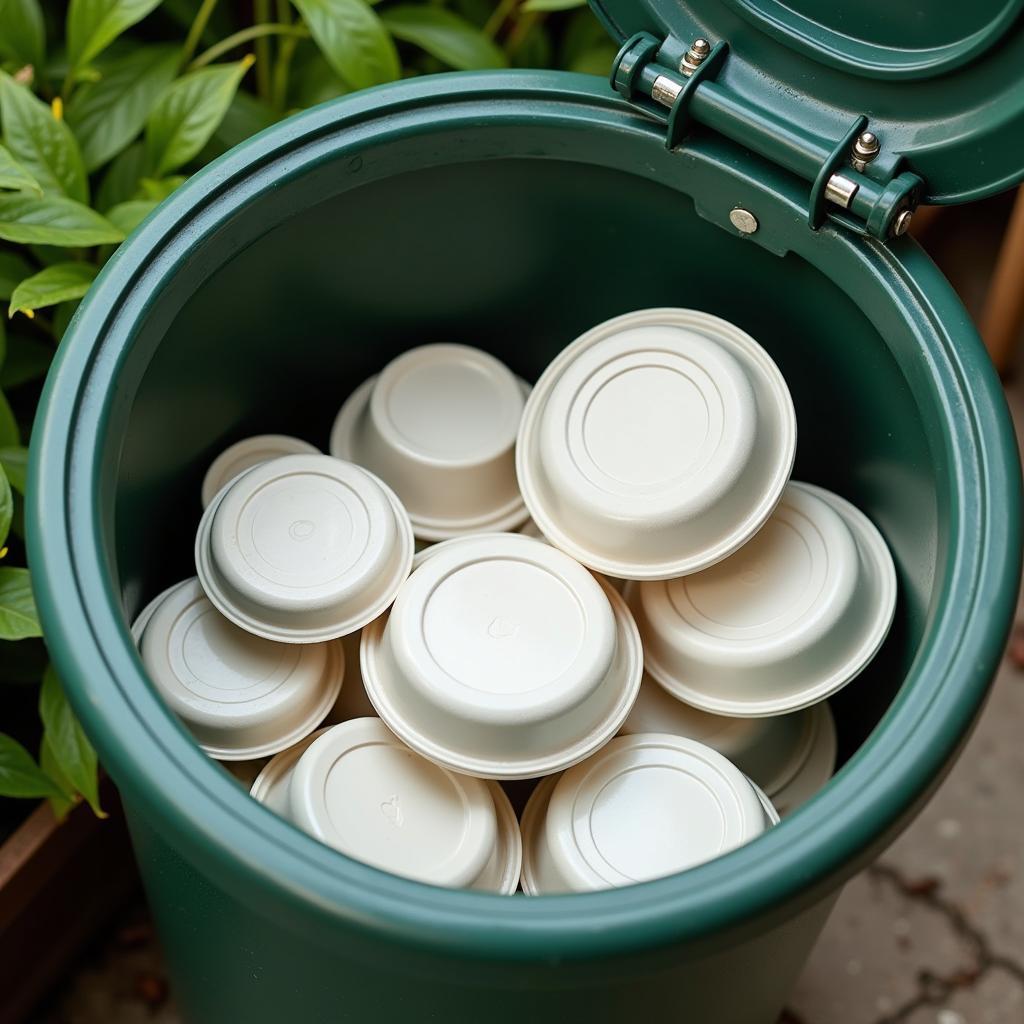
xmin=868 ymin=861 xmax=1024 ymax=1023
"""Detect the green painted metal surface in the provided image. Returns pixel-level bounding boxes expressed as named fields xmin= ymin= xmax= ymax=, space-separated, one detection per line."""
xmin=593 ymin=0 xmax=1024 ymax=203
xmin=28 ymin=72 xmax=1022 ymax=1023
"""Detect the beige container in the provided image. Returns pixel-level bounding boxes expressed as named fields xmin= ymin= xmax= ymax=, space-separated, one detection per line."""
xmin=516 ymin=308 xmax=796 ymax=581
xmin=139 ymin=579 xmax=344 ymax=760
xmin=361 ymin=533 xmax=642 ymax=779
xmin=620 ymin=674 xmax=837 ymax=814
xmin=195 ymin=454 xmax=414 ymax=644
xmin=201 ymin=434 xmax=319 ymax=508
xmin=628 ymin=481 xmax=897 ymax=716
xmin=520 ymin=733 xmax=775 ymax=894
xmin=281 ymin=719 xmax=521 ymax=892
xmin=330 ymin=344 xmax=529 ymax=540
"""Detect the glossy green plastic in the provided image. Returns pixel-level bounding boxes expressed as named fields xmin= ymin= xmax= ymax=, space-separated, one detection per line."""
xmin=594 ymin=0 xmax=1024 ymax=203
xmin=29 ymin=73 xmax=1021 ymax=1023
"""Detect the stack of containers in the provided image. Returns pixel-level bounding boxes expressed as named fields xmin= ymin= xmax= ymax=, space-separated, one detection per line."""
xmin=132 ymin=310 xmax=897 ymax=895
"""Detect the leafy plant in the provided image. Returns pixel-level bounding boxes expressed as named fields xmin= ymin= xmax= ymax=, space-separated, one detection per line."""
xmin=0 ymin=0 xmax=603 ymax=821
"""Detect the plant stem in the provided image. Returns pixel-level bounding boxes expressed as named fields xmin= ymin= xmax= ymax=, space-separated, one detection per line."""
xmin=189 ymin=24 xmax=309 ymax=72
xmin=180 ymin=0 xmax=223 ymax=70
xmin=253 ymin=0 xmax=274 ymax=102
xmin=272 ymin=33 xmax=299 ymax=112
xmin=272 ymin=0 xmax=296 ymax=111
xmin=506 ymin=11 xmax=542 ymax=57
xmin=484 ymin=0 xmax=518 ymax=38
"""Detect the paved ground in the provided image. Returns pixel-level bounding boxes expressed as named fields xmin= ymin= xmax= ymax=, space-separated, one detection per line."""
xmin=32 ymin=374 xmax=1024 ymax=1024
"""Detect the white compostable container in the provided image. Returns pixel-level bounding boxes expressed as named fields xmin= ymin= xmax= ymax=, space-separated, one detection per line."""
xmin=279 ymin=719 xmax=521 ymax=893
xmin=628 ymin=481 xmax=897 ymax=715
xmin=330 ymin=344 xmax=529 ymax=540
xmin=201 ymin=434 xmax=320 ymax=508
xmin=620 ymin=674 xmax=837 ymax=814
xmin=195 ymin=454 xmax=414 ymax=643
xmin=361 ymin=533 xmax=642 ymax=779
xmin=516 ymin=308 xmax=796 ymax=581
xmin=520 ymin=733 xmax=775 ymax=894
xmin=139 ymin=579 xmax=344 ymax=760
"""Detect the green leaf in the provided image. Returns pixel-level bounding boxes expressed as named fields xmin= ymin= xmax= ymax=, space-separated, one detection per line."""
xmin=196 ymin=91 xmax=277 ymax=164
xmin=40 ymin=733 xmax=77 ymax=821
xmin=8 ymin=262 xmax=98 ymax=317
xmin=0 ymin=73 xmax=89 ymax=202
xmin=559 ymin=8 xmax=609 ymax=69
xmin=0 ymin=389 xmax=16 ymax=444
xmin=40 ymin=665 xmax=104 ymax=816
xmin=105 ymin=199 xmax=157 ymax=235
xmin=0 ymin=250 xmax=32 ymax=300
xmin=0 ymin=142 xmax=41 ymax=194
xmin=144 ymin=58 xmax=253 ymax=178
xmin=66 ymin=0 xmax=164 ymax=74
xmin=96 ymin=140 xmax=145 ymax=212
xmin=521 ymin=0 xmax=585 ymax=10
xmin=0 ymin=333 xmax=50 ymax=388
xmin=291 ymin=0 xmax=400 ymax=90
xmin=66 ymin=45 xmax=180 ymax=172
xmin=0 ymin=445 xmax=28 ymax=493
xmin=0 ymin=733 xmax=63 ymax=799
xmin=0 ymin=193 xmax=124 ymax=246
xmin=382 ymin=6 xmax=507 ymax=71
xmin=288 ymin=45 xmax=349 ymax=109
xmin=0 ymin=463 xmax=10 ymax=549
xmin=568 ymin=44 xmax=617 ymax=76
xmin=0 ymin=0 xmax=45 ymax=73
xmin=52 ymin=299 xmax=79 ymax=340
xmin=136 ymin=175 xmax=185 ymax=201
xmin=0 ymin=566 xmax=41 ymax=638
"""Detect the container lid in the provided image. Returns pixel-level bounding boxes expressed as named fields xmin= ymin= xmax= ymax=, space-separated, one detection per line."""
xmin=139 ymin=579 xmax=344 ymax=760
xmin=288 ymin=719 xmax=506 ymax=890
xmin=201 ymin=434 xmax=320 ymax=509
xmin=361 ymin=533 xmax=643 ymax=779
xmin=628 ymin=480 xmax=897 ymax=716
xmin=590 ymin=0 xmax=1024 ymax=203
xmin=250 ymin=727 xmax=330 ymax=816
xmin=521 ymin=732 xmax=770 ymax=893
xmin=517 ymin=308 xmax=795 ymax=581
xmin=195 ymin=454 xmax=414 ymax=643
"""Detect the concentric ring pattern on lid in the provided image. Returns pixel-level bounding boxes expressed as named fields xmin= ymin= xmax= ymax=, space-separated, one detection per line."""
xmin=195 ymin=454 xmax=414 ymax=643
xmin=520 ymin=733 xmax=772 ymax=894
xmin=330 ymin=344 xmax=529 ymax=540
xmin=620 ymin=672 xmax=825 ymax=799
xmin=516 ymin=308 xmax=796 ymax=581
xmin=139 ymin=579 xmax=344 ymax=760
xmin=201 ymin=434 xmax=320 ymax=509
xmin=361 ymin=532 xmax=642 ymax=779
xmin=629 ymin=480 xmax=897 ymax=716
xmin=287 ymin=719 xmax=520 ymax=892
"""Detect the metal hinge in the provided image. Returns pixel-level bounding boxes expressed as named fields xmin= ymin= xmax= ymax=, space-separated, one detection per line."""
xmin=610 ymin=32 xmax=923 ymax=242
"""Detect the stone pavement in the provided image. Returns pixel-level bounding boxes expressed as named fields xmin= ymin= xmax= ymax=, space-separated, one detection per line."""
xmin=32 ymin=389 xmax=1024 ymax=1024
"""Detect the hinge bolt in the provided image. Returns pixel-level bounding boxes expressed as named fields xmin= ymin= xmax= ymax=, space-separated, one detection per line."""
xmin=680 ymin=38 xmax=711 ymax=77
xmin=892 ymin=209 xmax=913 ymax=237
xmin=851 ymin=131 xmax=880 ymax=173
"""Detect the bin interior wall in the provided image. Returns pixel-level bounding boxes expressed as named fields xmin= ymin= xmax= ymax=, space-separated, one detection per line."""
xmin=115 ymin=157 xmax=935 ymax=766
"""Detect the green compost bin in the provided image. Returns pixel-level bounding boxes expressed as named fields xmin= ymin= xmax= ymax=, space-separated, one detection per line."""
xmin=28 ymin=0 xmax=1024 ymax=1020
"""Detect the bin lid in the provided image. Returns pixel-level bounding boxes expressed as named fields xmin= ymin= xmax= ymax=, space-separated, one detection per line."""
xmin=589 ymin=0 xmax=1024 ymax=204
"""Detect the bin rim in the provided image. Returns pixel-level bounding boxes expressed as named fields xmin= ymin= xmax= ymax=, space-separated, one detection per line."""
xmin=28 ymin=70 xmax=1022 ymax=961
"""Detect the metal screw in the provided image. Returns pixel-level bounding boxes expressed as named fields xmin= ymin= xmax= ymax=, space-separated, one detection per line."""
xmin=851 ymin=131 xmax=880 ymax=173
xmin=892 ymin=209 xmax=913 ymax=237
xmin=680 ymin=38 xmax=711 ymax=77
xmin=729 ymin=208 xmax=758 ymax=234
